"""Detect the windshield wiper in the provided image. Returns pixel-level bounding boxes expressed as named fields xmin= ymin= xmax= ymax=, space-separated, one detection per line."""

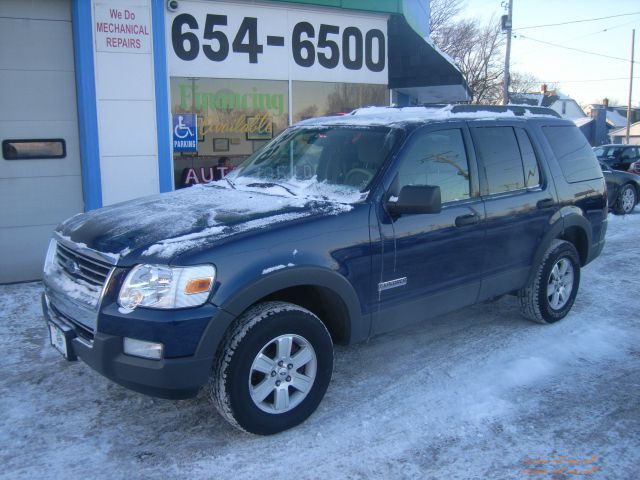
xmin=246 ymin=182 xmax=297 ymax=197
xmin=225 ymin=177 xmax=236 ymax=189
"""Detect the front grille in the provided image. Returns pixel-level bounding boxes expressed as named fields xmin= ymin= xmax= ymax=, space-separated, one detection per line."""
xmin=56 ymin=242 xmax=112 ymax=287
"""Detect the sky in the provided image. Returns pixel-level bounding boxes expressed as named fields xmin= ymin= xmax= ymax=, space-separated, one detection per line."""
xmin=458 ymin=0 xmax=640 ymax=107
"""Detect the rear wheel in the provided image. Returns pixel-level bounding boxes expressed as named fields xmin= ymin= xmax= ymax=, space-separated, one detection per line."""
xmin=210 ymin=301 xmax=333 ymax=435
xmin=613 ymin=184 xmax=637 ymax=215
xmin=519 ymin=240 xmax=581 ymax=324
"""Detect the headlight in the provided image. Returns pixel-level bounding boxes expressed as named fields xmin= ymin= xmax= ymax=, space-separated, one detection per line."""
xmin=118 ymin=264 xmax=215 ymax=310
xmin=43 ymin=239 xmax=58 ymax=275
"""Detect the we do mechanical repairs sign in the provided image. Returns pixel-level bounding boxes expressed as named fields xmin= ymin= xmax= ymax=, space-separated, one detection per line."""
xmin=94 ymin=4 xmax=151 ymax=53
xmin=165 ymin=1 xmax=388 ymax=84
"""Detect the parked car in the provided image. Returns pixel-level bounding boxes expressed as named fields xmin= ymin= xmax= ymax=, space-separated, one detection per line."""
xmin=600 ymin=162 xmax=640 ymax=214
xmin=42 ymin=105 xmax=608 ymax=435
xmin=593 ymin=144 xmax=640 ymax=172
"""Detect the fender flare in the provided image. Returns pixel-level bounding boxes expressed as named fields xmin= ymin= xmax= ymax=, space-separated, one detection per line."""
xmin=526 ymin=211 xmax=592 ymax=285
xmin=219 ymin=266 xmax=366 ymax=344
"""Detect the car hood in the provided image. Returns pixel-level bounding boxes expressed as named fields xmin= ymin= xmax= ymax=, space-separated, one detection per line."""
xmin=56 ymin=184 xmax=353 ymax=264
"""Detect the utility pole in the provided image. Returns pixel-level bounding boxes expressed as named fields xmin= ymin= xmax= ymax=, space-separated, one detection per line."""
xmin=502 ymin=0 xmax=513 ymax=105
xmin=626 ymin=29 xmax=635 ymax=144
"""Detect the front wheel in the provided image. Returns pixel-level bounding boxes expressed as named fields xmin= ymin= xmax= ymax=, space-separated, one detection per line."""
xmin=519 ymin=240 xmax=581 ymax=324
xmin=210 ymin=302 xmax=333 ymax=435
xmin=613 ymin=184 xmax=637 ymax=215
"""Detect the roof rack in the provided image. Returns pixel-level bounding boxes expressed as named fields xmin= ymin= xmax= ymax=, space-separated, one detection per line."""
xmin=349 ymin=104 xmax=562 ymax=120
xmin=448 ymin=104 xmax=562 ymax=118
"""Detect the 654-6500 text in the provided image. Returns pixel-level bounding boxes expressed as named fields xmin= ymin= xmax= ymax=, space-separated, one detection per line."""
xmin=171 ymin=14 xmax=385 ymax=72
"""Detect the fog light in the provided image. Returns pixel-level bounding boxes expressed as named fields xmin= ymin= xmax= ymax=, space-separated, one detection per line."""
xmin=123 ymin=337 xmax=164 ymax=360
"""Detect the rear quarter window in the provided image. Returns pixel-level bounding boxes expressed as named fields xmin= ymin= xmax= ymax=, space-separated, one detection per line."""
xmin=542 ymin=126 xmax=602 ymax=183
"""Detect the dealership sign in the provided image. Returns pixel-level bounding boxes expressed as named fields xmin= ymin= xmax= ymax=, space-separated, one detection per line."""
xmin=166 ymin=1 xmax=388 ymax=84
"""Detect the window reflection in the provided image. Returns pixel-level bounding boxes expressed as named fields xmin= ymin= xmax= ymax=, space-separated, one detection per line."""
xmin=170 ymin=77 xmax=289 ymax=189
xmin=395 ymin=129 xmax=471 ymax=203
xmin=170 ymin=78 xmax=389 ymax=190
xmin=293 ymin=81 xmax=389 ymax=122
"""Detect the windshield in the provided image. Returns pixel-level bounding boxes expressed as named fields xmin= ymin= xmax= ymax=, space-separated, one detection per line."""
xmin=226 ymin=126 xmax=401 ymax=200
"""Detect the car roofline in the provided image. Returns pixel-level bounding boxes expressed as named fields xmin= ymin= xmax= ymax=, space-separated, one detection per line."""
xmin=294 ymin=104 xmax=563 ymax=129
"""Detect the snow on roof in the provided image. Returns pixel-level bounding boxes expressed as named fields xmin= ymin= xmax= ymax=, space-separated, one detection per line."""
xmin=423 ymin=36 xmax=461 ymax=73
xmin=609 ymin=121 xmax=640 ymax=137
xmin=573 ymin=117 xmax=593 ymax=128
xmin=295 ymin=105 xmax=560 ymax=127
xmin=509 ymin=93 xmax=543 ymax=106
xmin=606 ymin=110 xmax=628 ymax=128
xmin=554 ymin=91 xmax=572 ymax=100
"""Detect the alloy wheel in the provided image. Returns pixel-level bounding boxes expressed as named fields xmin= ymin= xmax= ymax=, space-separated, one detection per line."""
xmin=248 ymin=334 xmax=317 ymax=414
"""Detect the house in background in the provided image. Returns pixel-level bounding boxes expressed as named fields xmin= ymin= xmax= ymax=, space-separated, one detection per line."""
xmin=509 ymin=84 xmax=587 ymax=120
xmin=508 ymin=85 xmax=612 ymax=145
xmin=609 ymin=122 xmax=640 ymax=145
xmin=584 ymin=100 xmax=640 ymax=129
xmin=581 ymin=99 xmax=640 ymax=146
xmin=577 ymin=104 xmax=610 ymax=146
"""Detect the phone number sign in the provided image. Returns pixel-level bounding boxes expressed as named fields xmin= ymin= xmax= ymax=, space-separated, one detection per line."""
xmin=166 ymin=2 xmax=388 ymax=84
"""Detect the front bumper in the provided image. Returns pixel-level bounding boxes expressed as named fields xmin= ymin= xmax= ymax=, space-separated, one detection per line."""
xmin=42 ymin=293 xmax=234 ymax=399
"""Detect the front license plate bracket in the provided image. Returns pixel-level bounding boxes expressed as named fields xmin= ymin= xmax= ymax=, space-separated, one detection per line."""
xmin=48 ymin=321 xmax=77 ymax=361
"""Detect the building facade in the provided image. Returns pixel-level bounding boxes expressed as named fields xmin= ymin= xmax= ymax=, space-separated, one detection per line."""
xmin=0 ymin=0 xmax=468 ymax=283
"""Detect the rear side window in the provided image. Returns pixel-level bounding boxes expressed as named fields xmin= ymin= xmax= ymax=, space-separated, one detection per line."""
xmin=472 ymin=127 xmax=526 ymax=195
xmin=622 ymin=147 xmax=639 ymax=160
xmin=542 ymin=126 xmax=602 ymax=183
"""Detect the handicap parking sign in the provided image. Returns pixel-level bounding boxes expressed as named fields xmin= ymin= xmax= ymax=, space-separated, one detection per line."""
xmin=173 ymin=114 xmax=197 ymax=152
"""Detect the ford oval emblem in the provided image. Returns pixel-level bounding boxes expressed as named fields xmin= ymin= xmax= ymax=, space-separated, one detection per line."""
xmin=64 ymin=258 xmax=81 ymax=275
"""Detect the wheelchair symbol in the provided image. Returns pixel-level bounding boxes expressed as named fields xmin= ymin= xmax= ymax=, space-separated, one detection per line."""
xmin=174 ymin=115 xmax=194 ymax=139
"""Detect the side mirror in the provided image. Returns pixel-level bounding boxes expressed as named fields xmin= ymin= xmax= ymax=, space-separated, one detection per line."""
xmin=386 ymin=185 xmax=442 ymax=215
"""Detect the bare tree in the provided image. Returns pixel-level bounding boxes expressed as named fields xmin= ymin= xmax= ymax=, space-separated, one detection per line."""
xmin=509 ymin=71 xmax=542 ymax=94
xmin=429 ymin=0 xmax=465 ymax=39
xmin=326 ymin=84 xmax=387 ymax=115
xmin=432 ymin=16 xmax=505 ymax=104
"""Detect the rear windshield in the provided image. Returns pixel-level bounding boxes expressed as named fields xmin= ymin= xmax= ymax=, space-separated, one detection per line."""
xmin=542 ymin=125 xmax=602 ymax=183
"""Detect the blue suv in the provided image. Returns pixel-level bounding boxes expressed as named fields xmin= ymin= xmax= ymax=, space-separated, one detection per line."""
xmin=43 ymin=105 xmax=607 ymax=434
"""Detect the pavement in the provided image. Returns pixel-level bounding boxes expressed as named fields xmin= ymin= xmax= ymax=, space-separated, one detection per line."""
xmin=1 ymin=210 xmax=638 ymax=480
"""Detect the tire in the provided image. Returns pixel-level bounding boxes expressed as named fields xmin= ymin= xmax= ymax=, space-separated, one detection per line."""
xmin=613 ymin=184 xmax=637 ymax=215
xmin=210 ymin=301 xmax=333 ymax=435
xmin=518 ymin=240 xmax=581 ymax=324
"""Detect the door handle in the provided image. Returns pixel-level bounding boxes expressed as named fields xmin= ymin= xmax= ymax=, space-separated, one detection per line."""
xmin=455 ymin=214 xmax=480 ymax=227
xmin=536 ymin=198 xmax=555 ymax=209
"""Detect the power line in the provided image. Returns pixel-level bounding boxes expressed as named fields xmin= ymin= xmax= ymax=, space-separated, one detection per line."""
xmin=569 ymin=18 xmax=640 ymax=42
xmin=513 ymin=11 xmax=640 ymax=31
xmin=515 ymin=34 xmax=639 ymax=63
xmin=539 ymin=77 xmax=639 ymax=83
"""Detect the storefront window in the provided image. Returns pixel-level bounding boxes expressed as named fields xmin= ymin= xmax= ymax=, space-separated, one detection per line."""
xmin=170 ymin=77 xmax=289 ymax=189
xmin=292 ymin=81 xmax=389 ymax=122
xmin=170 ymin=78 xmax=388 ymax=189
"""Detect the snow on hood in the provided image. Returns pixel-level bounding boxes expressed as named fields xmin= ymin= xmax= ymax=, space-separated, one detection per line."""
xmin=58 ymin=182 xmax=356 ymax=262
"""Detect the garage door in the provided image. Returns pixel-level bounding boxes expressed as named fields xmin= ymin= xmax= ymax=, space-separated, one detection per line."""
xmin=0 ymin=0 xmax=84 ymax=283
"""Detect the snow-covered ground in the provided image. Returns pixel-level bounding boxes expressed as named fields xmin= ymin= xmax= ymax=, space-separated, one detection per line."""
xmin=1 ymin=211 xmax=639 ymax=480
